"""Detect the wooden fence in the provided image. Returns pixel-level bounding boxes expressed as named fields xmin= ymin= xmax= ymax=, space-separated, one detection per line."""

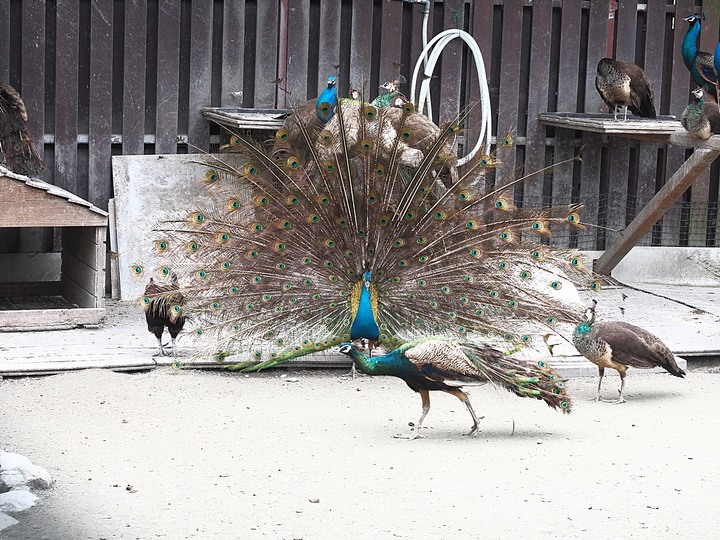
xmin=1 ymin=0 xmax=719 ymax=254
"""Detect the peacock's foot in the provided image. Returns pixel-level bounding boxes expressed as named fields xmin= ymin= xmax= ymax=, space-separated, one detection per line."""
xmin=464 ymin=426 xmax=480 ymax=438
xmin=394 ymin=430 xmax=423 ymax=440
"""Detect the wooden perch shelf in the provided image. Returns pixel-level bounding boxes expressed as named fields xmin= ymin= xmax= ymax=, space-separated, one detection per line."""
xmin=202 ymin=107 xmax=291 ymax=131
xmin=540 ymin=112 xmax=720 ymax=275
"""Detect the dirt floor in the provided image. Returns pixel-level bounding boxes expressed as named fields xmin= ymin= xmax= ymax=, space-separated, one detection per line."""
xmin=1 ymin=362 xmax=719 ymax=539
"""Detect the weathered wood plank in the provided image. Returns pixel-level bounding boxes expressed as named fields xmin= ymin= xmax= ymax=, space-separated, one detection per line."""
xmin=596 ymin=148 xmax=720 ymax=274
xmin=0 ymin=308 xmax=105 ymax=330
xmin=578 ymin=132 xmax=603 ymax=250
xmin=285 ymin=0 xmax=310 ymax=103
xmin=88 ymin=0 xmax=114 ymax=209
xmin=122 ymin=0 xmax=147 ymax=155
xmin=187 ymin=1 xmax=214 ymax=149
xmin=0 ymin=282 xmax=62 ymax=296
xmin=61 ymin=250 xmax=99 ymax=307
xmin=21 ymin=1 xmax=46 ymax=173
xmin=155 ymin=0 xmax=182 ymax=153
xmin=465 ymin=0 xmax=494 ymax=162
xmin=221 ymin=0 xmax=246 ymax=107
xmin=523 ymin=0 xmax=552 ymax=202
xmin=55 ymin=0 xmax=80 ymax=197
xmin=378 ymin=1 xmax=403 ymax=95
xmin=438 ymin=3 xmax=463 ymax=125
xmin=63 ymin=227 xmax=102 ymax=270
xmin=584 ymin=0 xmax=609 ymax=113
xmin=318 ymin=1 xmax=342 ymax=92
xmin=539 ymin=113 xmax=682 ymax=135
xmin=254 ymin=1 xmax=279 ymax=108
xmin=0 ymin=0 xmax=10 ymax=79
xmin=350 ymin=0 xmax=374 ymax=96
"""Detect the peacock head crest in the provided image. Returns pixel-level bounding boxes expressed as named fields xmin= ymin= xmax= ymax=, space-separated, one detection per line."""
xmin=583 ymin=299 xmax=598 ymax=325
xmin=339 ymin=343 xmax=354 ymax=355
xmin=363 ymin=271 xmax=372 ymax=282
xmin=327 ymin=75 xmax=337 ymax=87
xmin=683 ymin=13 xmax=703 ymax=25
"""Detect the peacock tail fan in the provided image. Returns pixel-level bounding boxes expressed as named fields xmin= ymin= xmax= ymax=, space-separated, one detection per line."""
xmin=147 ymin=97 xmax=600 ymax=371
xmin=458 ymin=341 xmax=571 ymax=413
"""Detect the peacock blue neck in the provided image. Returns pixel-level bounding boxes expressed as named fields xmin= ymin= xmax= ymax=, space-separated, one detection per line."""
xmin=682 ymin=18 xmax=701 ymax=72
xmin=346 ymin=346 xmax=413 ymax=377
xmin=350 ymin=276 xmax=380 ymax=340
xmin=574 ymin=314 xmax=595 ymax=336
xmin=714 ymin=42 xmax=720 ymax=77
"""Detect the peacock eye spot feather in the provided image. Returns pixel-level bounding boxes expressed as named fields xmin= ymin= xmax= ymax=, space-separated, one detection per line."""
xmin=229 ymin=134 xmax=242 ymax=146
xmin=324 ymin=162 xmax=336 ymax=173
xmin=132 ymin=265 xmax=143 ymax=275
xmin=466 ymin=219 xmax=478 ymax=229
xmin=276 ymin=262 xmax=286 ymax=270
xmin=416 ymin=236 xmax=427 ymax=244
xmin=398 ymin=260 xmax=407 ymax=268
xmin=499 ymin=260 xmax=508 ymax=270
xmin=508 ymin=300 xmax=518 ymax=308
xmin=417 ymin=279 xmax=427 ymax=287
xmin=324 ymin=240 xmax=336 ymax=248
xmin=283 ymin=283 xmax=292 ymax=291
xmin=289 ymin=297 xmax=297 ymax=303
xmin=361 ymin=139 xmax=373 ymax=152
xmin=403 ymin=102 xmax=414 ymax=114
xmin=502 ymin=133 xmax=513 ymax=147
xmin=402 ymin=129 xmax=412 ymax=140
xmin=522 ymin=335 xmax=531 ymax=342
xmin=306 ymin=279 xmax=315 ymax=287
xmin=252 ymin=223 xmax=263 ymax=233
xmin=363 ymin=105 xmax=377 ymax=120
xmin=546 ymin=317 xmax=556 ymax=325
xmin=375 ymin=165 xmax=384 ymax=176
xmin=217 ymin=233 xmax=229 ymax=243
xmin=192 ymin=212 xmax=204 ymax=223
xmin=263 ymin=294 xmax=272 ymax=301
xmin=344 ymin=250 xmax=355 ymax=259
xmin=476 ymin=309 xmax=485 ymax=316
xmin=532 ymin=249 xmax=546 ymax=261
xmin=211 ymin=302 xmax=220 ymax=310
xmin=253 ymin=276 xmax=262 ymax=284
xmin=561 ymin=401 xmax=570 ymax=410
xmin=460 ymin=296 xmax=468 ymax=304
xmin=230 ymin=286 xmax=239 ymax=294
xmin=571 ymin=257 xmax=583 ymax=268
xmin=567 ymin=212 xmax=580 ymax=225
xmin=434 ymin=210 xmax=447 ymax=221
xmin=253 ymin=351 xmax=262 ymax=359
xmin=329 ymin=275 xmax=339 ymax=283
xmin=286 ymin=195 xmax=299 ymax=205
xmin=391 ymin=276 xmax=401 ymax=284
xmin=520 ymin=270 xmax=531 ymax=280
xmin=404 ymin=212 xmax=414 ymax=220
xmin=160 ymin=267 xmax=170 ymax=276
xmin=537 ymin=360 xmax=547 ymax=368
xmin=504 ymin=334 xmax=513 ymax=341
xmin=320 ymin=130 xmax=332 ymax=143
xmin=393 ymin=238 xmax=405 ymax=248
xmin=276 ymin=129 xmax=289 ymax=141
xmin=196 ymin=270 xmax=206 ymax=279
xmin=156 ymin=241 xmax=168 ymax=252
xmin=418 ymin=255 xmax=428 ymax=263
xmin=308 ymin=214 xmax=320 ymax=223
xmin=195 ymin=329 xmax=204 ymax=336
xmin=551 ymin=281 xmax=562 ymax=290
xmin=490 ymin=290 xmax=498 ymax=298
xmin=302 ymin=257 xmax=312 ymax=264
xmin=141 ymin=296 xmax=150 ymax=306
xmin=187 ymin=241 xmax=199 ymax=252
xmin=274 ymin=242 xmax=286 ymax=252
xmin=464 ymin=275 xmax=474 ymax=282
xmin=247 ymin=250 xmax=259 ymax=259
xmin=470 ymin=248 xmax=481 ymax=258
xmin=245 ymin=165 xmax=257 ymax=175
xmin=221 ymin=260 xmax=230 ymax=269
xmin=590 ymin=280 xmax=601 ymax=291
xmin=429 ymin=301 xmax=437 ymax=308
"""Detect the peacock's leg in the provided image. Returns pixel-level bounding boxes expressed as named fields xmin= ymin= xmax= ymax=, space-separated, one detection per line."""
xmin=446 ymin=388 xmax=484 ymax=437
xmin=622 ymin=105 xmax=629 ymax=121
xmin=171 ymin=336 xmax=178 ymax=358
xmin=593 ymin=367 xmax=605 ymax=401
xmin=395 ymin=389 xmax=430 ymax=440
xmin=612 ymin=105 xmax=619 ymax=121
xmin=156 ymin=336 xmax=166 ymax=357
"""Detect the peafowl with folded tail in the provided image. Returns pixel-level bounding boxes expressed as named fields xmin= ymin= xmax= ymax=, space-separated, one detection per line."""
xmin=339 ymin=337 xmax=570 ymax=439
xmin=142 ymin=96 xmax=599 ymax=370
xmin=681 ymin=13 xmax=717 ymax=100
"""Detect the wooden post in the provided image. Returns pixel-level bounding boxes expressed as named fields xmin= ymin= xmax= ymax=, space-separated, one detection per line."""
xmin=595 ymin=148 xmax=720 ymax=274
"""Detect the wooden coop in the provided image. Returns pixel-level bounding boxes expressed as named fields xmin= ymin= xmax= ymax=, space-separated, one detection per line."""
xmin=0 ymin=167 xmax=107 ymax=329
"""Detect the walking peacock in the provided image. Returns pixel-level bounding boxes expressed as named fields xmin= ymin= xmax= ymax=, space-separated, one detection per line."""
xmin=0 ymin=82 xmax=46 ymax=176
xmin=572 ymin=300 xmax=685 ymax=404
xmin=143 ymin=273 xmax=186 ymax=357
xmin=681 ymin=13 xmax=718 ymax=100
xmin=339 ymin=337 xmax=570 ymax=439
xmin=145 ymin=94 xmax=599 ymax=370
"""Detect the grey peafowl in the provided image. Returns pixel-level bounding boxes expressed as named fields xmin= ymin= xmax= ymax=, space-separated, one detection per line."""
xmin=143 ymin=273 xmax=186 ymax=357
xmin=595 ymin=58 xmax=657 ymax=121
xmin=681 ymin=88 xmax=720 ymax=139
xmin=0 ymin=82 xmax=46 ymax=176
xmin=142 ymin=96 xmax=599 ymax=371
xmin=572 ymin=300 xmax=685 ymax=404
xmin=339 ymin=337 xmax=570 ymax=439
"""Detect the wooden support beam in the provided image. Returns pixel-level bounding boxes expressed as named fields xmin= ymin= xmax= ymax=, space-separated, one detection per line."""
xmin=595 ymin=148 xmax=720 ymax=275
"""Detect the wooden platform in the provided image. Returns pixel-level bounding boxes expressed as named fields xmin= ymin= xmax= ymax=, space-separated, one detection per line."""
xmin=202 ymin=107 xmax=291 ymax=131
xmin=539 ymin=112 xmax=682 ymax=138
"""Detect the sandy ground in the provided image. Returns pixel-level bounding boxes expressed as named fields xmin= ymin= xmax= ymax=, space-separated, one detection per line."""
xmin=1 ymin=363 xmax=719 ymax=539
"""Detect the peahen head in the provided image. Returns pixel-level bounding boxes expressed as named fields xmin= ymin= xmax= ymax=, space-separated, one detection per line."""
xmin=691 ymin=87 xmax=705 ymax=103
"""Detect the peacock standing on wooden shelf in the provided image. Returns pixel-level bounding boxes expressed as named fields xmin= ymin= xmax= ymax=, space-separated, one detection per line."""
xmin=339 ymin=337 xmax=570 ymax=439
xmin=0 ymin=82 xmax=46 ymax=176
xmin=595 ymin=58 xmax=656 ymax=121
xmin=572 ymin=300 xmax=685 ymax=404
xmin=681 ymin=87 xmax=720 ymax=139
xmin=681 ymin=13 xmax=718 ymax=100
xmin=142 ymin=95 xmax=599 ymax=370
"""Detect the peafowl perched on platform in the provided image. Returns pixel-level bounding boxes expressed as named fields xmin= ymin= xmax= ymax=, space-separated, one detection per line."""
xmin=681 ymin=14 xmax=717 ymax=100
xmin=370 ymin=75 xmax=407 ymax=109
xmin=339 ymin=337 xmax=570 ymax=439
xmin=0 ymin=82 xmax=45 ymax=176
xmin=681 ymin=87 xmax=720 ymax=139
xmin=572 ymin=300 xmax=685 ymax=404
xmin=143 ymin=274 xmax=186 ymax=357
xmin=595 ymin=59 xmax=656 ymax=121
xmin=144 ymin=95 xmax=599 ymax=370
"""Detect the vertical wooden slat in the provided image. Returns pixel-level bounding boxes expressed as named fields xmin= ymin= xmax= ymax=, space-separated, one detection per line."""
xmin=378 ymin=1 xmax=403 ymax=92
xmin=578 ymin=133 xmax=603 ymax=250
xmin=319 ymin=1 xmax=342 ymax=92
xmin=350 ymin=1 xmax=374 ymax=97
xmin=285 ymin=0 xmax=310 ymax=102
xmin=495 ymin=0 xmax=523 ymax=184
xmin=21 ymin=1 xmax=46 ymax=174
xmin=221 ymin=0 xmax=245 ymax=107
xmin=253 ymin=1 xmax=279 ymax=107
xmin=187 ymin=1 xmax=213 ymax=148
xmin=523 ymin=0 xmax=552 ymax=202
xmin=437 ymin=3 xmax=462 ymax=124
xmin=603 ymin=0 xmax=637 ymax=246
xmin=156 ymin=0 xmax=181 ymax=154
xmin=0 ymin=0 xmax=10 ymax=78
xmin=55 ymin=0 xmax=80 ymax=196
xmin=122 ymin=0 xmax=147 ymax=155
xmin=584 ymin=0 xmax=609 ymax=114
xmin=663 ymin=0 xmax=695 ymax=245
xmin=551 ymin=1 xmax=582 ymax=221
xmin=88 ymin=0 xmax=114 ymax=208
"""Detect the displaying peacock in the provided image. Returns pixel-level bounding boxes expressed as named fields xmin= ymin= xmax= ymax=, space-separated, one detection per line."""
xmin=0 ymin=82 xmax=46 ymax=176
xmin=339 ymin=336 xmax=570 ymax=439
xmin=681 ymin=87 xmax=720 ymax=140
xmin=144 ymin=94 xmax=598 ymax=370
xmin=572 ymin=300 xmax=685 ymax=404
xmin=595 ymin=58 xmax=656 ymax=121
xmin=681 ymin=13 xmax=717 ymax=100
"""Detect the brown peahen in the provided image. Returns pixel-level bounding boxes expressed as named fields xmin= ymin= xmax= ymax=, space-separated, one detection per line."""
xmin=681 ymin=88 xmax=720 ymax=140
xmin=572 ymin=300 xmax=685 ymax=404
xmin=143 ymin=94 xmax=599 ymax=370
xmin=339 ymin=336 xmax=570 ymax=439
xmin=595 ymin=58 xmax=657 ymax=121
xmin=143 ymin=273 xmax=186 ymax=357
xmin=0 ymin=82 xmax=45 ymax=176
